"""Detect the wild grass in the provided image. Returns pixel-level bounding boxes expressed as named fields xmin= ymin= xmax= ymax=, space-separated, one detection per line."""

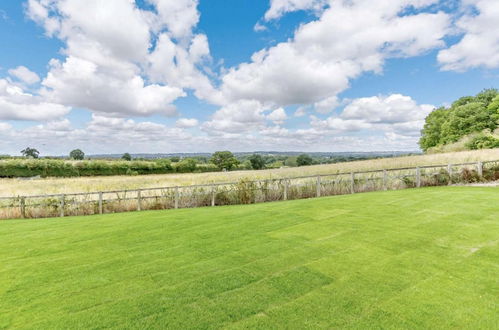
xmin=1 ymin=149 xmax=497 ymax=197
xmin=0 ymin=186 xmax=498 ymax=328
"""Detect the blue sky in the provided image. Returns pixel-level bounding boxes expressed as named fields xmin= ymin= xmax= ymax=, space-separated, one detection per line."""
xmin=0 ymin=0 xmax=498 ymax=155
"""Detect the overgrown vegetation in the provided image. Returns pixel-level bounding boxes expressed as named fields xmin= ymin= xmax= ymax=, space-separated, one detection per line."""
xmin=2 ymin=160 xmax=498 ymax=219
xmin=420 ymin=89 xmax=499 ymax=152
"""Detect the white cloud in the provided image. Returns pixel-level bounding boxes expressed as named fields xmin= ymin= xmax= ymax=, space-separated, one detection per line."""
xmin=42 ymin=57 xmax=184 ymax=116
xmin=314 ymin=96 xmax=339 ymax=114
xmin=20 ymin=0 xmax=218 ymax=119
xmin=264 ymin=0 xmax=328 ymax=21
xmin=438 ymin=0 xmax=499 ymax=71
xmin=8 ymin=66 xmax=40 ymax=85
xmin=254 ymin=22 xmax=267 ymax=32
xmin=148 ymin=0 xmax=200 ymax=39
xmin=220 ymin=0 xmax=449 ymax=108
xmin=341 ymin=94 xmax=434 ymax=124
xmin=0 ymin=79 xmax=70 ymax=121
xmin=267 ymin=108 xmax=288 ymax=125
xmin=202 ymin=100 xmax=268 ymax=134
xmin=176 ymin=118 xmax=199 ymax=128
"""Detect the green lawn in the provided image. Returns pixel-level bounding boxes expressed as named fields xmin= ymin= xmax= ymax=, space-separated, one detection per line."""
xmin=1 ymin=187 xmax=498 ymax=329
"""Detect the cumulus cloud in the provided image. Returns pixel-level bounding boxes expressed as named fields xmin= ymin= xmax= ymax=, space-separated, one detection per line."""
xmin=264 ymin=0 xmax=328 ymax=21
xmin=20 ymin=0 xmax=218 ymax=119
xmin=438 ymin=0 xmax=499 ymax=71
xmin=42 ymin=57 xmax=184 ymax=116
xmin=202 ymin=100 xmax=268 ymax=134
xmin=267 ymin=108 xmax=288 ymax=125
xmin=311 ymin=94 xmax=434 ymax=137
xmin=220 ymin=0 xmax=449 ymax=108
xmin=314 ymin=96 xmax=340 ymax=114
xmin=176 ymin=118 xmax=199 ymax=128
xmin=0 ymin=79 xmax=70 ymax=121
xmin=8 ymin=66 xmax=40 ymax=85
xmin=341 ymin=94 xmax=434 ymax=124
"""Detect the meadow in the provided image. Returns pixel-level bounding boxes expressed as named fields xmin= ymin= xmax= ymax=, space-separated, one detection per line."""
xmin=1 ymin=186 xmax=498 ymax=328
xmin=1 ymin=149 xmax=498 ymax=197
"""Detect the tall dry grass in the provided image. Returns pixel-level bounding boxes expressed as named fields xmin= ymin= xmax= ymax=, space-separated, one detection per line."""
xmin=1 ymin=149 xmax=498 ymax=197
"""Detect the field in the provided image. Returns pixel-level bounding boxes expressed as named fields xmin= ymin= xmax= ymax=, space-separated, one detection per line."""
xmin=1 ymin=149 xmax=498 ymax=197
xmin=1 ymin=186 xmax=498 ymax=328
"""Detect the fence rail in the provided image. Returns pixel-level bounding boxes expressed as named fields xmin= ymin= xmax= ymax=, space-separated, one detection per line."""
xmin=1 ymin=160 xmax=498 ymax=220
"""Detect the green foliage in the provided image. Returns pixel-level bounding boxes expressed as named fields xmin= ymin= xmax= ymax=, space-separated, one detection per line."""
xmin=419 ymin=89 xmax=499 ymax=151
xmin=20 ymin=147 xmax=40 ymax=159
xmin=465 ymin=134 xmax=499 ymax=150
xmin=175 ymin=158 xmax=197 ymax=173
xmin=0 ymin=159 xmax=176 ymax=178
xmin=122 ymin=153 xmax=132 ymax=161
xmin=211 ymin=151 xmax=239 ymax=171
xmin=296 ymin=154 xmax=313 ymax=167
xmin=69 ymin=149 xmax=85 ymax=160
xmin=419 ymin=107 xmax=449 ymax=151
xmin=249 ymin=154 xmax=265 ymax=170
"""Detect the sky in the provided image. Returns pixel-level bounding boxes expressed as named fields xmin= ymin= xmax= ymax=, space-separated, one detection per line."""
xmin=0 ymin=0 xmax=499 ymax=156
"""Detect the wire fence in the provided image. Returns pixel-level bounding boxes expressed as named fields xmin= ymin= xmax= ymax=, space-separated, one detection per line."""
xmin=1 ymin=160 xmax=498 ymax=220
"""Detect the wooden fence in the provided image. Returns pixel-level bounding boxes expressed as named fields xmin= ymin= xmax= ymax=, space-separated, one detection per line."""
xmin=1 ymin=160 xmax=498 ymax=220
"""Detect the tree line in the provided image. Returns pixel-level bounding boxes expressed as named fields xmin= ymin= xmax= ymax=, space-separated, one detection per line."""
xmin=419 ymin=89 xmax=499 ymax=152
xmin=0 ymin=149 xmax=391 ymax=178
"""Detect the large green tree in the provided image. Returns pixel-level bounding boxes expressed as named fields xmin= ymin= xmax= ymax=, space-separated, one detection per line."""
xmin=296 ymin=154 xmax=313 ymax=167
xmin=69 ymin=149 xmax=85 ymax=160
xmin=211 ymin=151 xmax=239 ymax=171
xmin=21 ymin=147 xmax=39 ymax=159
xmin=249 ymin=154 xmax=265 ymax=170
xmin=419 ymin=107 xmax=449 ymax=151
xmin=419 ymin=89 xmax=499 ymax=151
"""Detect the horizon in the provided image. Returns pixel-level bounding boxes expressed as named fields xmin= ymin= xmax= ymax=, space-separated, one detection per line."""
xmin=1 ymin=1 xmax=499 ymax=155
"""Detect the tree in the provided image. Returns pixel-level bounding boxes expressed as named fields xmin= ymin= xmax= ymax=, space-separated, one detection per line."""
xmin=249 ymin=154 xmax=265 ymax=170
xmin=440 ymin=102 xmax=496 ymax=144
xmin=419 ymin=89 xmax=499 ymax=152
xmin=176 ymin=158 xmax=197 ymax=173
xmin=419 ymin=107 xmax=448 ymax=151
xmin=69 ymin=149 xmax=85 ymax=160
xmin=296 ymin=154 xmax=313 ymax=167
xmin=211 ymin=151 xmax=239 ymax=171
xmin=122 ymin=153 xmax=132 ymax=161
xmin=21 ymin=147 xmax=39 ymax=159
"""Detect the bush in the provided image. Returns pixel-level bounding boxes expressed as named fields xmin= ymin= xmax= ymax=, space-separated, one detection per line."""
xmin=466 ymin=134 xmax=499 ymax=150
xmin=175 ymin=158 xmax=197 ymax=173
xmin=297 ymin=154 xmax=313 ymax=167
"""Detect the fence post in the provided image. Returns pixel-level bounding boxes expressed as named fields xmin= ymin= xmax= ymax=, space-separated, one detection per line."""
xmin=137 ymin=190 xmax=142 ymax=211
xmin=175 ymin=187 xmax=179 ymax=209
xmin=416 ymin=167 xmax=421 ymax=188
xmin=448 ymin=164 xmax=453 ymax=185
xmin=60 ymin=194 xmax=65 ymax=217
xmin=283 ymin=180 xmax=288 ymax=201
xmin=350 ymin=172 xmax=355 ymax=194
xmin=211 ymin=185 xmax=216 ymax=207
xmin=316 ymin=176 xmax=321 ymax=197
xmin=383 ymin=170 xmax=387 ymax=191
xmin=98 ymin=192 xmax=103 ymax=214
xmin=477 ymin=161 xmax=483 ymax=177
xmin=20 ymin=197 xmax=26 ymax=218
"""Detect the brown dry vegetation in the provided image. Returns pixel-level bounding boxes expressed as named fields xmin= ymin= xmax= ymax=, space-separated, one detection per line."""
xmin=1 ymin=149 xmax=498 ymax=197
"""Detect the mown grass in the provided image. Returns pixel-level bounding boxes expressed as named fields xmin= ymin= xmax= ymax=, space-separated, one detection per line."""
xmin=1 ymin=149 xmax=498 ymax=197
xmin=1 ymin=186 xmax=498 ymax=329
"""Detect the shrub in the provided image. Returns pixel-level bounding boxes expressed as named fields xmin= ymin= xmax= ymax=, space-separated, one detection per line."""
xmin=466 ymin=134 xmax=499 ymax=150
xmin=460 ymin=168 xmax=481 ymax=183
xmin=297 ymin=154 xmax=313 ymax=167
